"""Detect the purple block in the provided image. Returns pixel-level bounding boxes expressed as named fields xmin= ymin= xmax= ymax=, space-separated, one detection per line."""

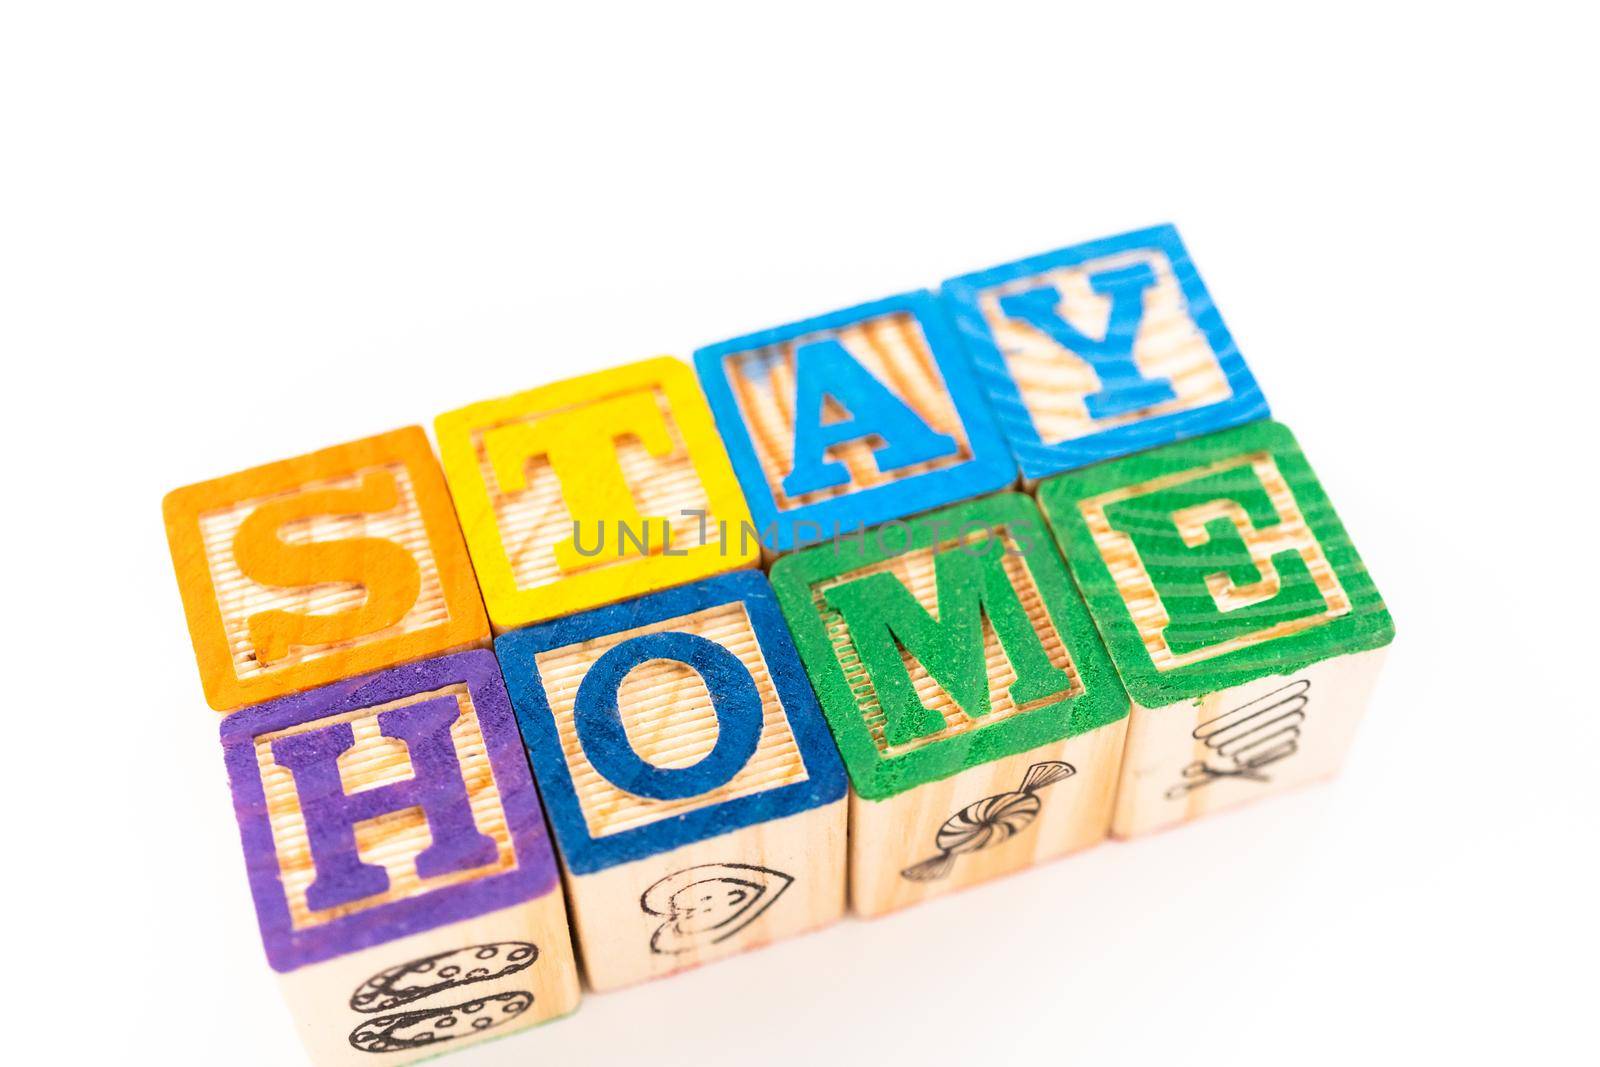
xmin=220 ymin=648 xmax=559 ymax=972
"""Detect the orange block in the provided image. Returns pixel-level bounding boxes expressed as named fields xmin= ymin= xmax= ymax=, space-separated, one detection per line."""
xmin=164 ymin=427 xmax=489 ymax=711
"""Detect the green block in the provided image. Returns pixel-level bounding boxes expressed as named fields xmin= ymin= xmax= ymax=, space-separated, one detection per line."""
xmin=770 ymin=491 xmax=1128 ymax=800
xmin=1036 ymin=420 xmax=1394 ymax=708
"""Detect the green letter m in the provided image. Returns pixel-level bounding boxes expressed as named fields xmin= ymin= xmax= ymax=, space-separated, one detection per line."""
xmin=823 ymin=537 xmax=1072 ymax=749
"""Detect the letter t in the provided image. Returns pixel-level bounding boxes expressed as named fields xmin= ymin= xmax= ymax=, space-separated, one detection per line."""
xmin=481 ymin=391 xmax=678 ymax=574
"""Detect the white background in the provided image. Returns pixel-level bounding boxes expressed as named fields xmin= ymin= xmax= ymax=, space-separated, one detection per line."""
xmin=4 ymin=4 xmax=1596 ymax=1065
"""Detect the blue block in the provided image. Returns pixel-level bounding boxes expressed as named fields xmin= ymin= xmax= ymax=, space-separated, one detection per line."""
xmin=694 ymin=290 xmax=1016 ymax=552
xmin=496 ymin=570 xmax=847 ymax=875
xmin=940 ymin=224 xmax=1270 ymax=480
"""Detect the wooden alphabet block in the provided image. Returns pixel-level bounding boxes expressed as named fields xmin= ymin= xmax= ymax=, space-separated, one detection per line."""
xmin=164 ymin=427 xmax=489 ymax=711
xmin=434 ymin=357 xmax=757 ymax=631
xmin=496 ymin=571 xmax=847 ymax=990
xmin=219 ymin=650 xmax=579 ymax=1065
xmin=769 ymin=493 xmax=1130 ymax=917
xmin=694 ymin=290 xmax=1016 ymax=553
xmin=941 ymin=225 xmax=1269 ymax=482
xmin=1036 ymin=420 xmax=1395 ymax=838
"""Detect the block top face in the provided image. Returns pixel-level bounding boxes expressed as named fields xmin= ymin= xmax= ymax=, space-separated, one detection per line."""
xmin=496 ymin=570 xmax=847 ymax=874
xmin=1036 ymin=420 xmax=1394 ymax=708
xmin=219 ymin=649 xmax=557 ymax=972
xmin=769 ymin=492 xmax=1127 ymax=800
xmin=435 ymin=356 xmax=758 ymax=630
xmin=164 ymin=427 xmax=490 ymax=712
xmin=940 ymin=224 xmax=1269 ymax=480
xmin=693 ymin=290 xmax=1016 ymax=551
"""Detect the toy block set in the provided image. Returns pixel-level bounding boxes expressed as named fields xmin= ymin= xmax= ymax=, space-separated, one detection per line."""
xmin=163 ymin=224 xmax=1394 ymax=1063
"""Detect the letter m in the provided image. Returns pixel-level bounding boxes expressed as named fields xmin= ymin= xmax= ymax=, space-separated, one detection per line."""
xmin=823 ymin=539 xmax=1071 ymax=748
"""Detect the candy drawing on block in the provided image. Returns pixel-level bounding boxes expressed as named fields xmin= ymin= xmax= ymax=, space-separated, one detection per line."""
xmin=940 ymin=224 xmax=1269 ymax=482
xmin=1036 ymin=420 xmax=1394 ymax=838
xmin=435 ymin=357 xmax=757 ymax=631
xmin=496 ymin=570 xmax=848 ymax=990
xmin=219 ymin=650 xmax=581 ymax=1065
xmin=769 ymin=493 xmax=1130 ymax=916
xmin=163 ymin=427 xmax=489 ymax=711
xmin=694 ymin=290 xmax=1016 ymax=552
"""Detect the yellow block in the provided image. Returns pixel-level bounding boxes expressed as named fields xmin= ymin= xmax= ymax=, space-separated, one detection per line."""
xmin=436 ymin=356 xmax=757 ymax=629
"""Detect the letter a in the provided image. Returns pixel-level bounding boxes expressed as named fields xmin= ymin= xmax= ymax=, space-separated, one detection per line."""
xmin=782 ymin=339 xmax=957 ymax=498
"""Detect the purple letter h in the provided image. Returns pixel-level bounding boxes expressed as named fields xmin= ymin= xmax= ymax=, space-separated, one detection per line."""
xmin=271 ymin=696 xmax=498 ymax=912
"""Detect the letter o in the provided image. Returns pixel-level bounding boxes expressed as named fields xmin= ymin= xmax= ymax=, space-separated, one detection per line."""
xmin=573 ymin=632 xmax=763 ymax=800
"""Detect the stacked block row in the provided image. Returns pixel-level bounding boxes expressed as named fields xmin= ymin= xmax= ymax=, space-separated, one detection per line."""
xmin=163 ymin=224 xmax=1393 ymax=1064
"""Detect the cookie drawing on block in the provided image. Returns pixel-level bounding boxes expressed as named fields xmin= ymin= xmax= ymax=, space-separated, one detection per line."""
xmin=901 ymin=762 xmax=1077 ymax=882
xmin=642 ymin=864 xmax=794 ymax=955
xmin=348 ymin=992 xmax=535 ymax=1054
xmin=349 ymin=943 xmax=540 ymax=1014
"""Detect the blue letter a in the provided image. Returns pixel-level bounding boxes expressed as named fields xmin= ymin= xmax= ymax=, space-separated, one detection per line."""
xmin=782 ymin=339 xmax=958 ymax=497
xmin=998 ymin=263 xmax=1177 ymax=419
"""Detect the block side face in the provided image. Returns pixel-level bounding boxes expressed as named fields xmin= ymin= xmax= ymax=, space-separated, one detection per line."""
xmin=278 ymin=893 xmax=580 ymax=1064
xmin=433 ymin=358 xmax=757 ymax=630
xmin=562 ymin=799 xmax=846 ymax=992
xmin=692 ymin=290 xmax=1015 ymax=551
xmin=1112 ymin=645 xmax=1387 ymax=838
xmin=497 ymin=571 xmax=847 ymax=875
xmin=848 ymin=719 xmax=1124 ymax=917
xmin=1038 ymin=420 xmax=1394 ymax=707
xmin=165 ymin=426 xmax=489 ymax=711
xmin=219 ymin=649 xmax=558 ymax=972
xmin=940 ymin=224 xmax=1269 ymax=479
xmin=769 ymin=492 xmax=1128 ymax=801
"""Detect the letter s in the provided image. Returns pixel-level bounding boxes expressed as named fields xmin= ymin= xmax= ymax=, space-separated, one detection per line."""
xmin=232 ymin=470 xmax=421 ymax=664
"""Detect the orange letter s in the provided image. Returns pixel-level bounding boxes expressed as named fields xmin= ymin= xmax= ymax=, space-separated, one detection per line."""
xmin=232 ymin=471 xmax=422 ymax=665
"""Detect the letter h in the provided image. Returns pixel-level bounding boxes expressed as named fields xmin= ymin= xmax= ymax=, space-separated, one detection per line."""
xmin=271 ymin=696 xmax=498 ymax=912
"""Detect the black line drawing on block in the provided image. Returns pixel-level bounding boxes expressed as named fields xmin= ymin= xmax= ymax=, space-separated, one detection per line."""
xmin=900 ymin=761 xmax=1077 ymax=882
xmin=640 ymin=862 xmax=794 ymax=955
xmin=349 ymin=942 xmax=539 ymax=1013
xmin=1166 ymin=679 xmax=1311 ymax=800
xmin=348 ymin=991 xmax=534 ymax=1054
